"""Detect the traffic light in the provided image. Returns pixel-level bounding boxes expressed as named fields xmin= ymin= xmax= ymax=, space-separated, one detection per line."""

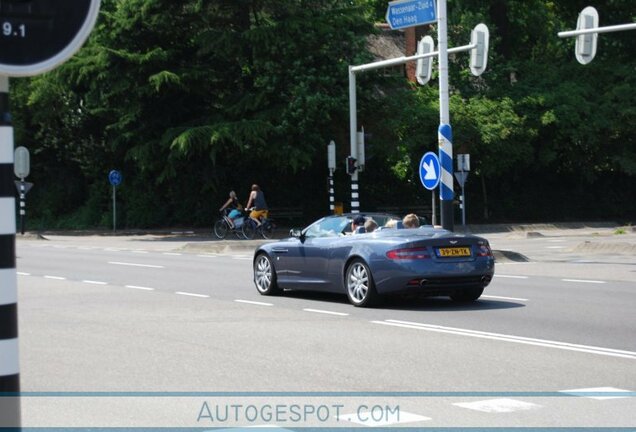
xmin=416 ymin=36 xmax=434 ymax=85
xmin=470 ymin=23 xmax=490 ymax=76
xmin=575 ymin=6 xmax=598 ymax=65
xmin=346 ymin=156 xmax=357 ymax=175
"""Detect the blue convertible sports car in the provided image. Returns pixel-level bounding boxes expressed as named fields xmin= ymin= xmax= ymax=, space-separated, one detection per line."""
xmin=253 ymin=213 xmax=495 ymax=307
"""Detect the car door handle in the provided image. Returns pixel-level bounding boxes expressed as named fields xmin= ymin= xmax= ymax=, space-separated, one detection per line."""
xmin=272 ymin=248 xmax=289 ymax=254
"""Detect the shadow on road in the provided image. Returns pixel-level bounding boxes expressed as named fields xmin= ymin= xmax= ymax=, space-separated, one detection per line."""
xmin=281 ymin=290 xmax=525 ymax=312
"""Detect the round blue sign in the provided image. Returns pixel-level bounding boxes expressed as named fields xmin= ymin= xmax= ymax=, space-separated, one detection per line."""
xmin=419 ymin=152 xmax=441 ymax=190
xmin=108 ymin=170 xmax=122 ymax=186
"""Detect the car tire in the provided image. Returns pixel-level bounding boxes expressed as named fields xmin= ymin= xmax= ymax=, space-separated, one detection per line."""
xmin=254 ymin=253 xmax=281 ymax=296
xmin=214 ymin=220 xmax=228 ymax=239
xmin=450 ymin=287 xmax=484 ymax=302
xmin=345 ymin=259 xmax=380 ymax=307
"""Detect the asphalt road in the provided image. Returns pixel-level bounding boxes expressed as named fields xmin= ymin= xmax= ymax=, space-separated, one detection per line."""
xmin=11 ymin=226 xmax=636 ymax=428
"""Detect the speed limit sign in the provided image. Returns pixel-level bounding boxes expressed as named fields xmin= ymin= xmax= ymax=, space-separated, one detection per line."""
xmin=0 ymin=0 xmax=101 ymax=76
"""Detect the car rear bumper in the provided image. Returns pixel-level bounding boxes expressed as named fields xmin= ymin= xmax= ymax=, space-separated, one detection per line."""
xmin=372 ymin=258 xmax=494 ymax=295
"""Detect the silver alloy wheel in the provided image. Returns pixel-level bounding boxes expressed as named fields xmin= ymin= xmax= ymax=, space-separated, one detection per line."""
xmin=255 ymin=255 xmax=273 ymax=293
xmin=347 ymin=262 xmax=369 ymax=304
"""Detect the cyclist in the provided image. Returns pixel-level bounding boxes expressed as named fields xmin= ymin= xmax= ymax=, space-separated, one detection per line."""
xmin=219 ymin=190 xmax=243 ymax=229
xmin=245 ymin=184 xmax=268 ymax=227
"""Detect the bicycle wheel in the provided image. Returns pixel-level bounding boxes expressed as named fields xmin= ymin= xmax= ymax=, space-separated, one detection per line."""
xmin=260 ymin=220 xmax=274 ymax=239
xmin=242 ymin=219 xmax=256 ymax=240
xmin=213 ymin=219 xmax=229 ymax=239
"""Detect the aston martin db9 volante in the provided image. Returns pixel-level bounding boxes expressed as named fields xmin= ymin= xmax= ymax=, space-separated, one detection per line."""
xmin=253 ymin=214 xmax=495 ymax=307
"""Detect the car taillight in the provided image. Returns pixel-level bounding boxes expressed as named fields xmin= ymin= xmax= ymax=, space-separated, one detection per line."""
xmin=386 ymin=247 xmax=431 ymax=260
xmin=477 ymin=244 xmax=493 ymax=257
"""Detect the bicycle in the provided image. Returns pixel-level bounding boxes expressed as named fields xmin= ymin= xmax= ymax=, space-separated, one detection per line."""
xmin=214 ymin=210 xmax=248 ymax=239
xmin=241 ymin=214 xmax=275 ymax=240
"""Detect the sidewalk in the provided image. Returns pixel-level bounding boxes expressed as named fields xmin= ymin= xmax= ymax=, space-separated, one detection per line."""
xmin=20 ymin=221 xmax=635 ymax=260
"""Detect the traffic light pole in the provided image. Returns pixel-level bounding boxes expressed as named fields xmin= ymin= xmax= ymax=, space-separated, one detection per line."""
xmin=348 ymin=67 xmax=360 ymax=214
xmin=0 ymin=75 xmax=21 ymax=429
xmin=437 ymin=0 xmax=454 ymax=232
xmin=348 ymin=42 xmax=474 ymax=216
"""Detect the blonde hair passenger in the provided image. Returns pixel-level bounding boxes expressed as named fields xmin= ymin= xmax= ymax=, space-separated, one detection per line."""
xmin=402 ymin=213 xmax=420 ymax=228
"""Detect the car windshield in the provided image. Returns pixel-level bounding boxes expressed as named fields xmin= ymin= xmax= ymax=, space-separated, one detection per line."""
xmin=304 ymin=216 xmax=349 ymax=238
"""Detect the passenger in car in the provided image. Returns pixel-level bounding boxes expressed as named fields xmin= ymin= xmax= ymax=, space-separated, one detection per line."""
xmin=364 ymin=218 xmax=378 ymax=233
xmin=351 ymin=214 xmax=366 ymax=234
xmin=402 ymin=213 xmax=420 ymax=228
xmin=383 ymin=219 xmax=398 ymax=229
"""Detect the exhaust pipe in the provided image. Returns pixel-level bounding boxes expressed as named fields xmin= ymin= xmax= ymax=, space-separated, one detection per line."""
xmin=481 ymin=275 xmax=492 ymax=285
xmin=419 ymin=279 xmax=428 ymax=287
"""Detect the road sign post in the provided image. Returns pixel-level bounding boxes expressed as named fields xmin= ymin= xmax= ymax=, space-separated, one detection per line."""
xmin=419 ymin=152 xmax=441 ymax=226
xmin=109 ymin=170 xmax=122 ymax=231
xmin=0 ymin=3 xmax=102 ymax=427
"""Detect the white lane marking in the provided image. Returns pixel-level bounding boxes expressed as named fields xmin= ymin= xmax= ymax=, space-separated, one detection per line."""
xmin=108 ymin=261 xmax=164 ymax=269
xmin=53 ymin=245 xmax=69 ymax=249
xmin=560 ymin=387 xmax=633 ymax=400
xmin=197 ymin=254 xmax=218 ymax=258
xmin=340 ymin=411 xmax=430 ymax=426
xmin=303 ymin=308 xmax=349 ymax=316
xmin=493 ymin=274 xmax=529 ymax=279
xmin=78 ymin=247 xmax=93 ymax=250
xmin=546 ymin=246 xmax=566 ymax=249
xmin=548 ymin=239 xmax=565 ymax=242
xmin=131 ymin=250 xmax=148 ymax=254
xmin=235 ymin=299 xmax=273 ymax=306
xmin=82 ymin=280 xmax=107 ymax=285
xmin=562 ymin=278 xmax=606 ymax=284
xmin=453 ymin=398 xmax=541 ymax=413
xmin=105 ymin=248 xmax=122 ymax=252
xmin=126 ymin=285 xmax=155 ymax=291
xmin=17 ymin=272 xmax=30 ymax=276
xmin=496 ymin=262 xmax=536 ymax=266
xmin=175 ymin=291 xmax=209 ymax=298
xmin=44 ymin=275 xmax=66 ymax=280
xmin=373 ymin=320 xmax=636 ymax=360
xmin=482 ymin=295 xmax=529 ymax=302
xmin=163 ymin=253 xmax=182 ymax=256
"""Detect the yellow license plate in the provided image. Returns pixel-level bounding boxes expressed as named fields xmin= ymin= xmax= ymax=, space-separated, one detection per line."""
xmin=438 ymin=247 xmax=471 ymax=257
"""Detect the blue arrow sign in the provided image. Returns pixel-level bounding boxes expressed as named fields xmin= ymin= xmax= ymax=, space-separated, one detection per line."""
xmin=386 ymin=0 xmax=437 ymax=30
xmin=109 ymin=170 xmax=122 ymax=187
xmin=419 ymin=152 xmax=440 ymax=190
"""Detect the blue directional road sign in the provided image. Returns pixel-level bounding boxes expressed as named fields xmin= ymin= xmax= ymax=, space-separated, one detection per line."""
xmin=109 ymin=170 xmax=122 ymax=187
xmin=386 ymin=0 xmax=437 ymax=30
xmin=419 ymin=152 xmax=441 ymax=190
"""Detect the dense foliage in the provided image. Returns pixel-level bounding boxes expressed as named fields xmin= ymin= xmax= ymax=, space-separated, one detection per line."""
xmin=10 ymin=0 xmax=636 ymax=228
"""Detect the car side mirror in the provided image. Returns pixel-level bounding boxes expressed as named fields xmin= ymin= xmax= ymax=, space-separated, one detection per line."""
xmin=290 ymin=228 xmax=306 ymax=243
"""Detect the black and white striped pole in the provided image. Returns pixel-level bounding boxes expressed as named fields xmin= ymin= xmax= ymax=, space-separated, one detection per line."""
xmin=0 ymin=1 xmax=102 ymax=427
xmin=327 ymin=140 xmax=336 ymax=213
xmin=0 ymin=74 xmax=20 ymax=428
